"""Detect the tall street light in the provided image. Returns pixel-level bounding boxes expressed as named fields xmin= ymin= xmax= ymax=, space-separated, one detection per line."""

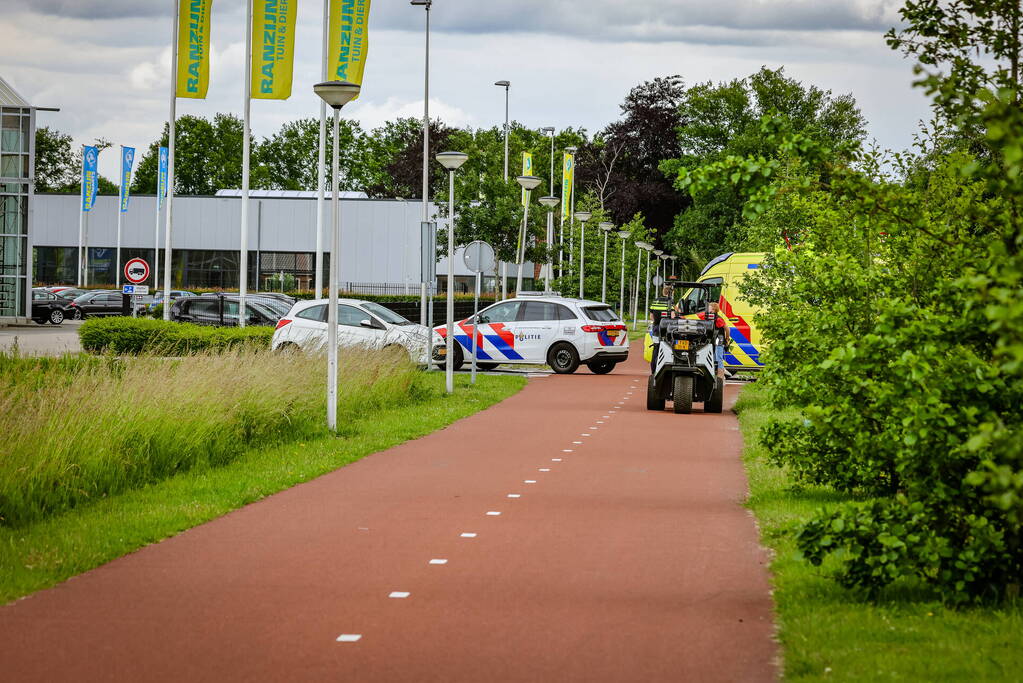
xmin=538 ymin=195 xmax=560 ymax=292
xmin=616 ymin=228 xmax=630 ymax=320
xmin=653 ymin=249 xmax=664 ymax=284
xmin=495 ymin=79 xmax=510 ymax=298
xmin=575 ymin=210 xmax=591 ymax=298
xmin=412 ymin=0 xmax=432 ymax=325
xmin=636 ymin=241 xmax=654 ymax=326
xmin=314 ymin=80 xmax=362 ymax=432
xmin=515 ymin=174 xmax=542 ymax=293
xmin=599 ymin=221 xmax=614 ymax=303
xmin=437 ymin=151 xmax=469 ymax=395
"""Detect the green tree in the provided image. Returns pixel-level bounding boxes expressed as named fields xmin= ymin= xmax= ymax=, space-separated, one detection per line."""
xmin=132 ymin=114 xmax=254 ymax=196
xmin=662 ymin=67 xmax=866 ymax=256
xmin=33 ymin=126 xmax=77 ymax=192
xmin=254 ymin=117 xmax=367 ymax=192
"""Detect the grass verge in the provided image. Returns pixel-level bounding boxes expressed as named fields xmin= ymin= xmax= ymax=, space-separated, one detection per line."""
xmin=735 ymin=383 xmax=1022 ymax=681
xmin=0 ymin=370 xmax=525 ymax=604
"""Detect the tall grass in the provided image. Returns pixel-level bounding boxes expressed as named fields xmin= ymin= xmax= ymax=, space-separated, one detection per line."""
xmin=0 ymin=347 xmax=421 ymax=527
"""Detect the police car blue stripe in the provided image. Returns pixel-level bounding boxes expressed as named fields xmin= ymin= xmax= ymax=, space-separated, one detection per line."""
xmin=484 ymin=334 xmax=524 ymax=360
xmin=454 ymin=335 xmax=495 ymax=361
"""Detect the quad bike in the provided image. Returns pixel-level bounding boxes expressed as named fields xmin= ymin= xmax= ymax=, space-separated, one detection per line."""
xmin=646 ymin=288 xmax=725 ymax=415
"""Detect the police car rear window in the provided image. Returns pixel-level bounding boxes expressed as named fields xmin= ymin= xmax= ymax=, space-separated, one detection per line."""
xmin=583 ymin=306 xmax=620 ymax=322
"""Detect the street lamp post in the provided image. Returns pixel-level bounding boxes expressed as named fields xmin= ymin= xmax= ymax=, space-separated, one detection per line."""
xmin=313 ymin=80 xmax=362 ymax=432
xmin=538 ymin=195 xmax=560 ymax=292
xmin=495 ymin=80 xmax=510 ymax=298
xmin=635 ymin=241 xmax=654 ymax=327
xmin=412 ymin=0 xmax=432 ymax=326
xmin=437 ymin=151 xmax=469 ymax=395
xmin=575 ymin=210 xmax=591 ymax=298
xmin=616 ymin=229 xmax=630 ymax=320
xmin=515 ymin=175 xmax=542 ymax=293
xmin=598 ymin=221 xmax=614 ymax=303
xmin=653 ymin=249 xmax=664 ymax=285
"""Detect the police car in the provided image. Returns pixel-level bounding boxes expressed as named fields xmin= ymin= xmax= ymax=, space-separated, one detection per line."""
xmin=433 ymin=293 xmax=629 ymax=374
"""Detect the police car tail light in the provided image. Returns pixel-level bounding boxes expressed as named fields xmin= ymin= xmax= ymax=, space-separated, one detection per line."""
xmin=275 ymin=318 xmax=292 ymax=330
xmin=581 ymin=325 xmax=605 ymax=333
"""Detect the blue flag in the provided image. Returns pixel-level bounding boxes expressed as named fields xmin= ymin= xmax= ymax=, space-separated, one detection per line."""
xmin=157 ymin=146 xmax=169 ymax=211
xmin=82 ymin=146 xmax=98 ymax=212
xmin=120 ymin=146 xmax=135 ymax=213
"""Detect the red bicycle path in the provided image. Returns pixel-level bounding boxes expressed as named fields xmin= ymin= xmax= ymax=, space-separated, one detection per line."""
xmin=0 ymin=344 xmax=778 ymax=682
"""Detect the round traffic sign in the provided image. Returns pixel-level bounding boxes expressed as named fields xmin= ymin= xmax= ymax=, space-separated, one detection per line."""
xmin=463 ymin=240 xmax=496 ymax=274
xmin=124 ymin=258 xmax=150 ymax=285
xmin=652 ymin=274 xmax=664 ymax=286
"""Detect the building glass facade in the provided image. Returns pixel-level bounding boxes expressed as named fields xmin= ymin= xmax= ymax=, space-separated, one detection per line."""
xmin=0 ymin=105 xmax=32 ymax=318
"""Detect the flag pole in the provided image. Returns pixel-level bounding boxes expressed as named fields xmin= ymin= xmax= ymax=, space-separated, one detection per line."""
xmin=154 ymin=161 xmax=161 ymax=291
xmin=77 ymin=145 xmax=85 ymax=287
xmin=163 ymin=0 xmax=179 ymax=320
xmin=116 ymin=146 xmax=124 ymax=288
xmin=239 ymin=0 xmax=253 ymax=326
xmin=315 ymin=0 xmax=328 ymax=298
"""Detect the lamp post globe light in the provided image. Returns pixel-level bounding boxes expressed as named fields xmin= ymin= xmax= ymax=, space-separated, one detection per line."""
xmin=635 ymin=241 xmax=654 ymax=325
xmin=616 ymin=229 xmax=630 ymax=320
xmin=574 ymin=210 xmax=592 ymax=298
xmin=436 ymin=151 xmax=469 ymax=395
xmin=598 ymin=221 xmax=614 ymax=303
xmin=313 ymin=80 xmax=361 ymax=432
xmin=538 ymin=195 xmax=560 ymax=292
xmin=653 ymin=248 xmax=665 ymax=283
xmin=515 ymin=175 xmax=542 ymax=293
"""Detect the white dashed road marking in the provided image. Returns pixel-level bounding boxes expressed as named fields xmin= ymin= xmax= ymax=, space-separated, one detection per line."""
xmin=507 ymin=494 xmax=521 ymax=498
xmin=389 ymin=591 xmax=410 ymax=599
xmin=336 ymin=634 xmax=362 ymax=643
xmin=524 ymin=480 xmax=537 ymax=483
xmin=429 ymin=559 xmax=448 ymax=565
xmin=487 ymin=511 xmax=502 ymax=516
xmin=460 ymin=532 xmax=477 ymax=538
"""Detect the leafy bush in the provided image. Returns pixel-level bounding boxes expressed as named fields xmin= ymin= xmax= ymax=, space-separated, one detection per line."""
xmin=0 ymin=347 xmax=423 ymax=526
xmin=672 ymin=1 xmax=1023 ymax=603
xmin=79 ymin=317 xmax=273 ymax=355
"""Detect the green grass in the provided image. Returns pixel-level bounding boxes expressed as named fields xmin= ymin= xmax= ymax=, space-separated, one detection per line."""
xmin=735 ymin=384 xmax=1023 ymax=681
xmin=0 ymin=370 xmax=525 ymax=604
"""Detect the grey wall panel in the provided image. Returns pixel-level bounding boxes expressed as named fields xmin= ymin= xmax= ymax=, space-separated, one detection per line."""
xmin=31 ymin=194 xmax=531 ymax=283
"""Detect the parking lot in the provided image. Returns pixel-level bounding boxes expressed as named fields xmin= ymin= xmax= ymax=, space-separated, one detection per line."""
xmin=0 ymin=321 xmax=83 ymax=356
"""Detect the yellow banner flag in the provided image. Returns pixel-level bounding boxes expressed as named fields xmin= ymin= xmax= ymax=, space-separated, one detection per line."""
xmin=251 ymin=0 xmax=298 ymax=99
xmin=328 ymin=0 xmax=372 ymax=99
xmin=561 ymin=152 xmax=574 ymax=221
xmin=176 ymin=0 xmax=214 ymax=99
xmin=521 ymin=152 xmax=534 ymax=206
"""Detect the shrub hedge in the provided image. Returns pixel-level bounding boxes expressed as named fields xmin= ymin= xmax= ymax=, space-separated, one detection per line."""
xmin=79 ymin=317 xmax=273 ymax=355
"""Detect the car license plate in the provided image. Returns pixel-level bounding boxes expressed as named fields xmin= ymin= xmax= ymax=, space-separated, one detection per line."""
xmin=607 ymin=330 xmax=619 ymax=339
xmin=674 ymin=340 xmax=689 ymax=350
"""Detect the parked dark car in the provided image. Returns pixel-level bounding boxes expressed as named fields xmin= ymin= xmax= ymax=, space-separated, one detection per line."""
xmin=72 ymin=290 xmax=126 ymax=318
xmin=31 ymin=288 xmax=75 ymax=325
xmin=170 ymin=295 xmax=284 ymax=327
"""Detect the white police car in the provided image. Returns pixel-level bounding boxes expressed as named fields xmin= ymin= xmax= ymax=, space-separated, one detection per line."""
xmin=433 ymin=293 xmax=629 ymax=374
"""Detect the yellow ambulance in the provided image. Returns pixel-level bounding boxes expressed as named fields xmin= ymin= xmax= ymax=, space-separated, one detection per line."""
xmin=644 ymin=252 xmax=766 ymax=371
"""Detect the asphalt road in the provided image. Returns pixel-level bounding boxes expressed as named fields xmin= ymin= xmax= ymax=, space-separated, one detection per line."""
xmin=0 ymin=321 xmax=82 ymax=355
xmin=0 ymin=343 xmax=777 ymax=682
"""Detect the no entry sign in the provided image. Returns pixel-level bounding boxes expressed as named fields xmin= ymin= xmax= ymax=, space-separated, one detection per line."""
xmin=124 ymin=258 xmax=150 ymax=285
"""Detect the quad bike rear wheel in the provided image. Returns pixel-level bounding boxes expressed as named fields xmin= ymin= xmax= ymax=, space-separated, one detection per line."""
xmin=673 ymin=375 xmax=693 ymax=414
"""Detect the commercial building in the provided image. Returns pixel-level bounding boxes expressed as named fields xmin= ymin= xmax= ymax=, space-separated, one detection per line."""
xmin=32 ymin=191 xmax=535 ymax=295
xmin=0 ymin=76 xmax=43 ymax=322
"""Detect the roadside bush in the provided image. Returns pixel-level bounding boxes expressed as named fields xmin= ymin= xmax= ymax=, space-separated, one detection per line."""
xmin=673 ymin=1 xmax=1023 ymax=603
xmin=79 ymin=317 xmax=273 ymax=355
xmin=0 ymin=347 xmax=423 ymax=526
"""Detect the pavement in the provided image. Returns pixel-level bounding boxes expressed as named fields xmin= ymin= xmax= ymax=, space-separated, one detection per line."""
xmin=0 ymin=343 xmax=777 ymax=682
xmin=0 ymin=320 xmax=82 ymax=355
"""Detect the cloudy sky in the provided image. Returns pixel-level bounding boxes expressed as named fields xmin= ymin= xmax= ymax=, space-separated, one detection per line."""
xmin=1 ymin=0 xmax=931 ymax=179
